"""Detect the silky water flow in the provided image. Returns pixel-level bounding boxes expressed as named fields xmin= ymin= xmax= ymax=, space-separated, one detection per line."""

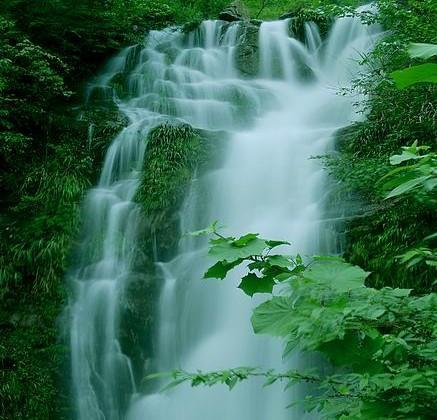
xmin=68 ymin=12 xmax=381 ymax=420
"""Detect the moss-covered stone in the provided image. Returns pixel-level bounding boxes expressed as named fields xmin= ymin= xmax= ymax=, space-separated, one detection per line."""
xmin=136 ymin=122 xmax=203 ymax=258
xmin=281 ymin=7 xmax=340 ymax=41
xmin=235 ymin=23 xmax=260 ymax=77
xmin=119 ymin=270 xmax=157 ymax=384
xmin=117 ymin=122 xmax=231 ymax=384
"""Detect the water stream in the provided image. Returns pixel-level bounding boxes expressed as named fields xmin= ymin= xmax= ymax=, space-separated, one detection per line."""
xmin=68 ymin=11 xmax=380 ymax=420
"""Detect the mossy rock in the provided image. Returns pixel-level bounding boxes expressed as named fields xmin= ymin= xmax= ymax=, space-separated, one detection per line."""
xmin=281 ymin=7 xmax=337 ymax=42
xmin=235 ymin=23 xmax=260 ymax=77
xmin=136 ymin=122 xmax=203 ymax=258
xmin=124 ymin=44 xmax=143 ymax=73
xmin=86 ymin=85 xmax=115 ymax=105
xmin=119 ymin=271 xmax=157 ymax=383
xmin=108 ymin=72 xmax=130 ymax=99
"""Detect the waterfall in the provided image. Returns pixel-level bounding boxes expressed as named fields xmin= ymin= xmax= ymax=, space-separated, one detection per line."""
xmin=68 ymin=11 xmax=381 ymax=420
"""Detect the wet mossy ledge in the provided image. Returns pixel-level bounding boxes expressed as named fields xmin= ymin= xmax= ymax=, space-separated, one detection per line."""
xmin=135 ymin=122 xmax=205 ymax=260
xmin=234 ymin=5 xmax=347 ymax=78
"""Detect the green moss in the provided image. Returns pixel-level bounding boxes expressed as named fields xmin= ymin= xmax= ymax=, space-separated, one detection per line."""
xmin=323 ymin=0 xmax=437 ymax=294
xmin=326 ymin=84 xmax=437 ymax=292
xmin=0 ymin=287 xmax=69 ymax=420
xmin=136 ymin=122 xmax=204 ymax=257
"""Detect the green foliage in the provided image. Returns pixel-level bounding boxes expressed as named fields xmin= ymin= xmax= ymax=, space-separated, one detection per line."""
xmin=242 ymin=0 xmax=361 ymax=20
xmin=134 ymin=121 xmax=213 ymax=264
xmin=0 ymin=11 xmax=130 ymax=415
xmin=159 ymin=225 xmax=436 ymax=419
xmin=380 ymin=144 xmax=437 ymax=274
xmin=325 ymin=0 xmax=437 ymax=291
xmin=148 ymin=367 xmax=322 ymax=391
xmin=203 ymin=229 xmax=299 ymax=296
xmin=377 ymin=0 xmax=437 ymax=44
xmin=408 ymin=43 xmax=437 ymax=60
xmin=390 ymin=42 xmax=437 ymax=89
xmin=0 ymin=290 xmax=69 ymax=420
xmin=382 ymin=142 xmax=437 ymax=203
xmin=391 ymin=64 xmax=437 ymax=89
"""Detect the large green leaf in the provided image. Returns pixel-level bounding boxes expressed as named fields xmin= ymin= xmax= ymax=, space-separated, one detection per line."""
xmin=303 ymin=258 xmax=369 ymax=292
xmin=266 ymin=255 xmax=293 ymax=268
xmin=391 ymin=63 xmax=437 ymax=89
xmin=408 ymin=43 xmax=437 ymax=59
xmin=265 ymin=239 xmax=291 ymax=249
xmin=233 ymin=233 xmax=260 ymax=247
xmin=319 ymin=333 xmax=385 ymax=374
xmin=208 ymin=236 xmax=267 ymax=262
xmin=389 ymin=151 xmax=422 ymax=165
xmin=251 ymin=297 xmax=296 ymax=336
xmin=385 ymin=175 xmax=431 ymax=199
xmin=238 ymin=273 xmax=275 ymax=297
xmin=204 ymin=259 xmax=242 ymax=279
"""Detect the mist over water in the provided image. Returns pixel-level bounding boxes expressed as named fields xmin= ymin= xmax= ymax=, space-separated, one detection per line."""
xmin=68 ymin=11 xmax=381 ymax=420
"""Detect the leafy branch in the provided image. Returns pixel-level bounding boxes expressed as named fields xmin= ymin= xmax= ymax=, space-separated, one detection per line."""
xmin=163 ymin=216 xmax=436 ymax=418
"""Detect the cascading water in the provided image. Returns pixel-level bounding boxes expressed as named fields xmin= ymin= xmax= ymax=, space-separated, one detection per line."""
xmin=68 ymin=10 xmax=381 ymax=420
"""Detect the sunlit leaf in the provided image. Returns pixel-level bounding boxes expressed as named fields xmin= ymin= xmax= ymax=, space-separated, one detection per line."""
xmin=385 ymin=175 xmax=431 ymax=199
xmin=391 ymin=63 xmax=437 ymax=89
xmin=267 ymin=255 xmax=293 ymax=268
xmin=208 ymin=236 xmax=267 ymax=262
xmin=407 ymin=43 xmax=437 ymax=59
xmin=389 ymin=151 xmax=423 ymax=165
xmin=251 ymin=297 xmax=295 ymax=336
xmin=233 ymin=233 xmax=259 ymax=247
xmin=265 ymin=240 xmax=291 ymax=249
xmin=304 ymin=259 xmax=369 ymax=292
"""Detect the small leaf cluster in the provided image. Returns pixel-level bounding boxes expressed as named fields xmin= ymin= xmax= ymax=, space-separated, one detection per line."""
xmin=381 ymin=142 xmax=437 ymax=203
xmin=379 ymin=143 xmax=437 ymax=274
xmin=203 ymin=227 xmax=298 ymax=296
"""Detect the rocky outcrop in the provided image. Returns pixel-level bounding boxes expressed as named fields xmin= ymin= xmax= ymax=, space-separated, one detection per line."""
xmin=234 ymin=23 xmax=260 ymax=77
xmin=280 ymin=8 xmax=336 ymax=41
xmin=219 ymin=2 xmax=248 ymax=22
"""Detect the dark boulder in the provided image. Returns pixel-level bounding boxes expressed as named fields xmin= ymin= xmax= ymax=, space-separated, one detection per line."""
xmin=219 ymin=2 xmax=248 ymax=22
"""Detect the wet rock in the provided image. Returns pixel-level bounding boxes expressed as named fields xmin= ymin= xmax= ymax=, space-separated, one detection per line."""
xmin=250 ymin=19 xmax=263 ymax=27
xmin=219 ymin=2 xmax=248 ymax=22
xmin=234 ymin=23 xmax=260 ymax=77
xmin=124 ymin=44 xmax=143 ymax=73
xmin=119 ymin=272 xmax=157 ymax=383
xmin=279 ymin=11 xmax=295 ymax=20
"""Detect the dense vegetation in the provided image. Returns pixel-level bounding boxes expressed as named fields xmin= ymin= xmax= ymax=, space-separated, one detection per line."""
xmin=325 ymin=0 xmax=436 ymax=293
xmin=0 ymin=0 xmax=435 ymax=419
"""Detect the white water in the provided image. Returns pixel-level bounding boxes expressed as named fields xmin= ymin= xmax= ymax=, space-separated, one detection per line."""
xmin=69 ymin=12 xmax=380 ymax=420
